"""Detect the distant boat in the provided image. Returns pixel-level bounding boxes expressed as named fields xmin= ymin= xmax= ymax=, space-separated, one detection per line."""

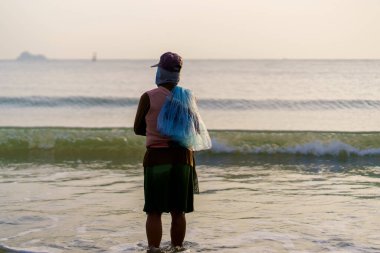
xmin=92 ymin=52 xmax=97 ymax=62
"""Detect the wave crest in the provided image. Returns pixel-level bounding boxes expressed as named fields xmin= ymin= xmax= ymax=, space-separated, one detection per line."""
xmin=1 ymin=128 xmax=380 ymax=162
xmin=1 ymin=96 xmax=380 ymax=110
xmin=211 ymin=139 xmax=380 ymax=156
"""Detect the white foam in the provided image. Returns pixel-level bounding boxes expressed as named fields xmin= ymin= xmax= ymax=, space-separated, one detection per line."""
xmin=211 ymin=138 xmax=380 ymax=157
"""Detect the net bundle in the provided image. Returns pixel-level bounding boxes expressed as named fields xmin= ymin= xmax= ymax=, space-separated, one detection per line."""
xmin=157 ymin=86 xmax=212 ymax=151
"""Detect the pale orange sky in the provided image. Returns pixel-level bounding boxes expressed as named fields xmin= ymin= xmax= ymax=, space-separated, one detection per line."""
xmin=1 ymin=0 xmax=380 ymax=59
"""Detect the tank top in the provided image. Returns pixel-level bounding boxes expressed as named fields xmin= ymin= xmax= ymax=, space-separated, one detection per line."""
xmin=145 ymin=86 xmax=172 ymax=147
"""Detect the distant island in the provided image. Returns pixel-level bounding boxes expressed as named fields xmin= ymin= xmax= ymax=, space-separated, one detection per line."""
xmin=16 ymin=51 xmax=47 ymax=61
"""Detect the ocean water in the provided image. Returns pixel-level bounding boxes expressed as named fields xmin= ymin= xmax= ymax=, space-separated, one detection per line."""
xmin=0 ymin=60 xmax=380 ymax=252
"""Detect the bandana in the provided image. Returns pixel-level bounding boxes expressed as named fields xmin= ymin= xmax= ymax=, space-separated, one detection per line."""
xmin=155 ymin=67 xmax=180 ymax=86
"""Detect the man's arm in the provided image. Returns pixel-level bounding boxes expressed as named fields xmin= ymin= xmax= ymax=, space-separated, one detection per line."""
xmin=134 ymin=93 xmax=150 ymax=136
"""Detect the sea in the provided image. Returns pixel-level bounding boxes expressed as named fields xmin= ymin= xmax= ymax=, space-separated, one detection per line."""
xmin=0 ymin=59 xmax=380 ymax=253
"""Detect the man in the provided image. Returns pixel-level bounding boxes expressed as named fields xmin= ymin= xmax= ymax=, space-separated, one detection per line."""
xmin=134 ymin=52 xmax=202 ymax=252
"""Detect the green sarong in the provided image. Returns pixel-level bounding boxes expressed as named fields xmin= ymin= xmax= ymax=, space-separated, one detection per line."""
xmin=143 ymin=164 xmax=198 ymax=213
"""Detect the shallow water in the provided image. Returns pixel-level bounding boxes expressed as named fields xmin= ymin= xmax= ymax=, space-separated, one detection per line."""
xmin=1 ymin=59 xmax=380 ymax=252
xmin=1 ymin=161 xmax=379 ymax=252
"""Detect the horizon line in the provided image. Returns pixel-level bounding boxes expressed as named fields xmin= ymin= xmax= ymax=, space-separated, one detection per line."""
xmin=2 ymin=57 xmax=380 ymax=61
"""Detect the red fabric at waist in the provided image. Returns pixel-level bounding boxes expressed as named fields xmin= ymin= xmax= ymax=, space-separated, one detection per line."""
xmin=143 ymin=146 xmax=195 ymax=168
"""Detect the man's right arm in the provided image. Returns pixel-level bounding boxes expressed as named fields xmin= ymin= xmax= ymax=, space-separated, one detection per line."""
xmin=134 ymin=92 xmax=150 ymax=136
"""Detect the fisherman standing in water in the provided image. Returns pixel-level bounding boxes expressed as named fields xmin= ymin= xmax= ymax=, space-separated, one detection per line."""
xmin=134 ymin=52 xmax=211 ymax=252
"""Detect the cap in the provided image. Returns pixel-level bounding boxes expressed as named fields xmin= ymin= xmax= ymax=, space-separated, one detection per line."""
xmin=151 ymin=52 xmax=182 ymax=72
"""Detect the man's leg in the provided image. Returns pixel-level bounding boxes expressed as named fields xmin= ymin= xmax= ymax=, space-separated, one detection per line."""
xmin=170 ymin=211 xmax=186 ymax=247
xmin=146 ymin=212 xmax=162 ymax=248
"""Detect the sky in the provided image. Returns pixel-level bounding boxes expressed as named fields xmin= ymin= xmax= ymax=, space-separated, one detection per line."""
xmin=1 ymin=0 xmax=380 ymax=59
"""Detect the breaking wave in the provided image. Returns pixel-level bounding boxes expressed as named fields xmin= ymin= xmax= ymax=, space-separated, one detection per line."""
xmin=1 ymin=96 xmax=380 ymax=110
xmin=1 ymin=128 xmax=380 ymax=163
